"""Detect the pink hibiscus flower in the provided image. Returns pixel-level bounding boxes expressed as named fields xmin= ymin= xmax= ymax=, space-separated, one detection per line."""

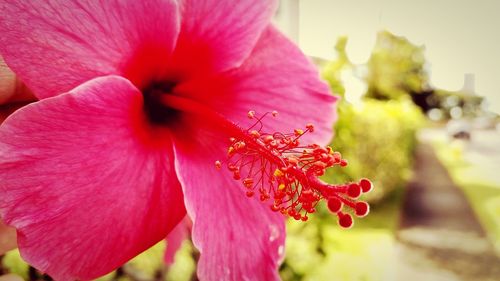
xmin=0 ymin=1 xmax=372 ymax=280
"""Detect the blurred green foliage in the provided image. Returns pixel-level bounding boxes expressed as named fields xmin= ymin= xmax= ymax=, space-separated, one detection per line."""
xmin=365 ymin=31 xmax=429 ymax=100
xmin=282 ymin=223 xmax=395 ymax=281
xmin=280 ymin=185 xmax=405 ymax=281
xmin=322 ymin=34 xmax=425 ymax=202
xmin=2 ymin=250 xmax=29 ymax=280
xmin=325 ymin=98 xmax=424 ymax=202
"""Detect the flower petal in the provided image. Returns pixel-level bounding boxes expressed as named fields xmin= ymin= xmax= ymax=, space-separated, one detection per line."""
xmin=171 ymin=0 xmax=278 ymax=74
xmin=0 ymin=0 xmax=180 ymax=99
xmin=176 ymin=26 xmax=337 ymax=146
xmin=164 ymin=216 xmax=190 ymax=265
xmin=172 ymin=121 xmax=285 ymax=281
xmin=0 ymin=75 xmax=185 ymax=280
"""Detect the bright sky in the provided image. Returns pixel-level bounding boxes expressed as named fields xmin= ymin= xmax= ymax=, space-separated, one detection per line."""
xmin=297 ymin=0 xmax=500 ymax=113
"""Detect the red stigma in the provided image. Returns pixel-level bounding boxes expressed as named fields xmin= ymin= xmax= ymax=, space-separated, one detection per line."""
xmin=359 ymin=178 xmax=373 ymax=193
xmin=338 ymin=212 xmax=353 ymax=228
xmin=216 ymin=111 xmax=375 ymax=228
xmin=327 ymin=198 xmax=342 ymax=213
xmin=355 ymin=201 xmax=370 ymax=217
xmin=347 ymin=183 xmax=362 ymax=198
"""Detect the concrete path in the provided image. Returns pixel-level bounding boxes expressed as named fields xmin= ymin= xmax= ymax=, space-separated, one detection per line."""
xmin=396 ymin=143 xmax=500 ymax=281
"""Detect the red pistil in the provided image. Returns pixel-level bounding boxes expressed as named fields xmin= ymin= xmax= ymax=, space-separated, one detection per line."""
xmin=158 ymin=94 xmax=373 ymax=228
xmin=218 ymin=111 xmax=374 ymax=228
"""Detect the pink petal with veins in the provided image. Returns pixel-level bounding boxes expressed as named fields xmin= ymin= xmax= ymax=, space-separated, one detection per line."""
xmin=0 ymin=76 xmax=185 ymax=280
xmin=0 ymin=0 xmax=180 ymax=99
xmin=172 ymin=120 xmax=285 ymax=281
xmin=176 ymin=26 xmax=337 ymax=146
xmin=170 ymin=0 xmax=278 ymax=76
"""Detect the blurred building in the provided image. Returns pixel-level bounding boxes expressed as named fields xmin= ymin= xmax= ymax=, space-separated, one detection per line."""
xmin=461 ymin=73 xmax=476 ymax=96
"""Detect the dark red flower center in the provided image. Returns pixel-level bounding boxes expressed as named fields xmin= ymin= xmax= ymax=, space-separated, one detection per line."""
xmin=142 ymin=81 xmax=181 ymax=125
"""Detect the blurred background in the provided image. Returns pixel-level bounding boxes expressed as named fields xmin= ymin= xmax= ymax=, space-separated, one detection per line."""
xmin=1 ymin=0 xmax=499 ymax=280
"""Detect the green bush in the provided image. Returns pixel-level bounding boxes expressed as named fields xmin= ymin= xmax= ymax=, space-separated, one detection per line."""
xmin=324 ymin=98 xmax=424 ymax=202
xmin=365 ymin=30 xmax=429 ymax=100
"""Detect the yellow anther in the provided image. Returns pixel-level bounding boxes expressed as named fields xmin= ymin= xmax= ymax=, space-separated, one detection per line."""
xmin=228 ymin=146 xmax=235 ymax=155
xmin=273 ymin=169 xmax=284 ymax=177
xmin=263 ymin=135 xmax=274 ymax=143
xmin=294 ymin=129 xmax=304 ymax=136
xmin=327 ymin=146 xmax=334 ymax=154
xmin=234 ymin=141 xmax=246 ymax=150
xmin=278 ymin=183 xmax=286 ymax=190
xmin=250 ymin=130 xmax=260 ymax=138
